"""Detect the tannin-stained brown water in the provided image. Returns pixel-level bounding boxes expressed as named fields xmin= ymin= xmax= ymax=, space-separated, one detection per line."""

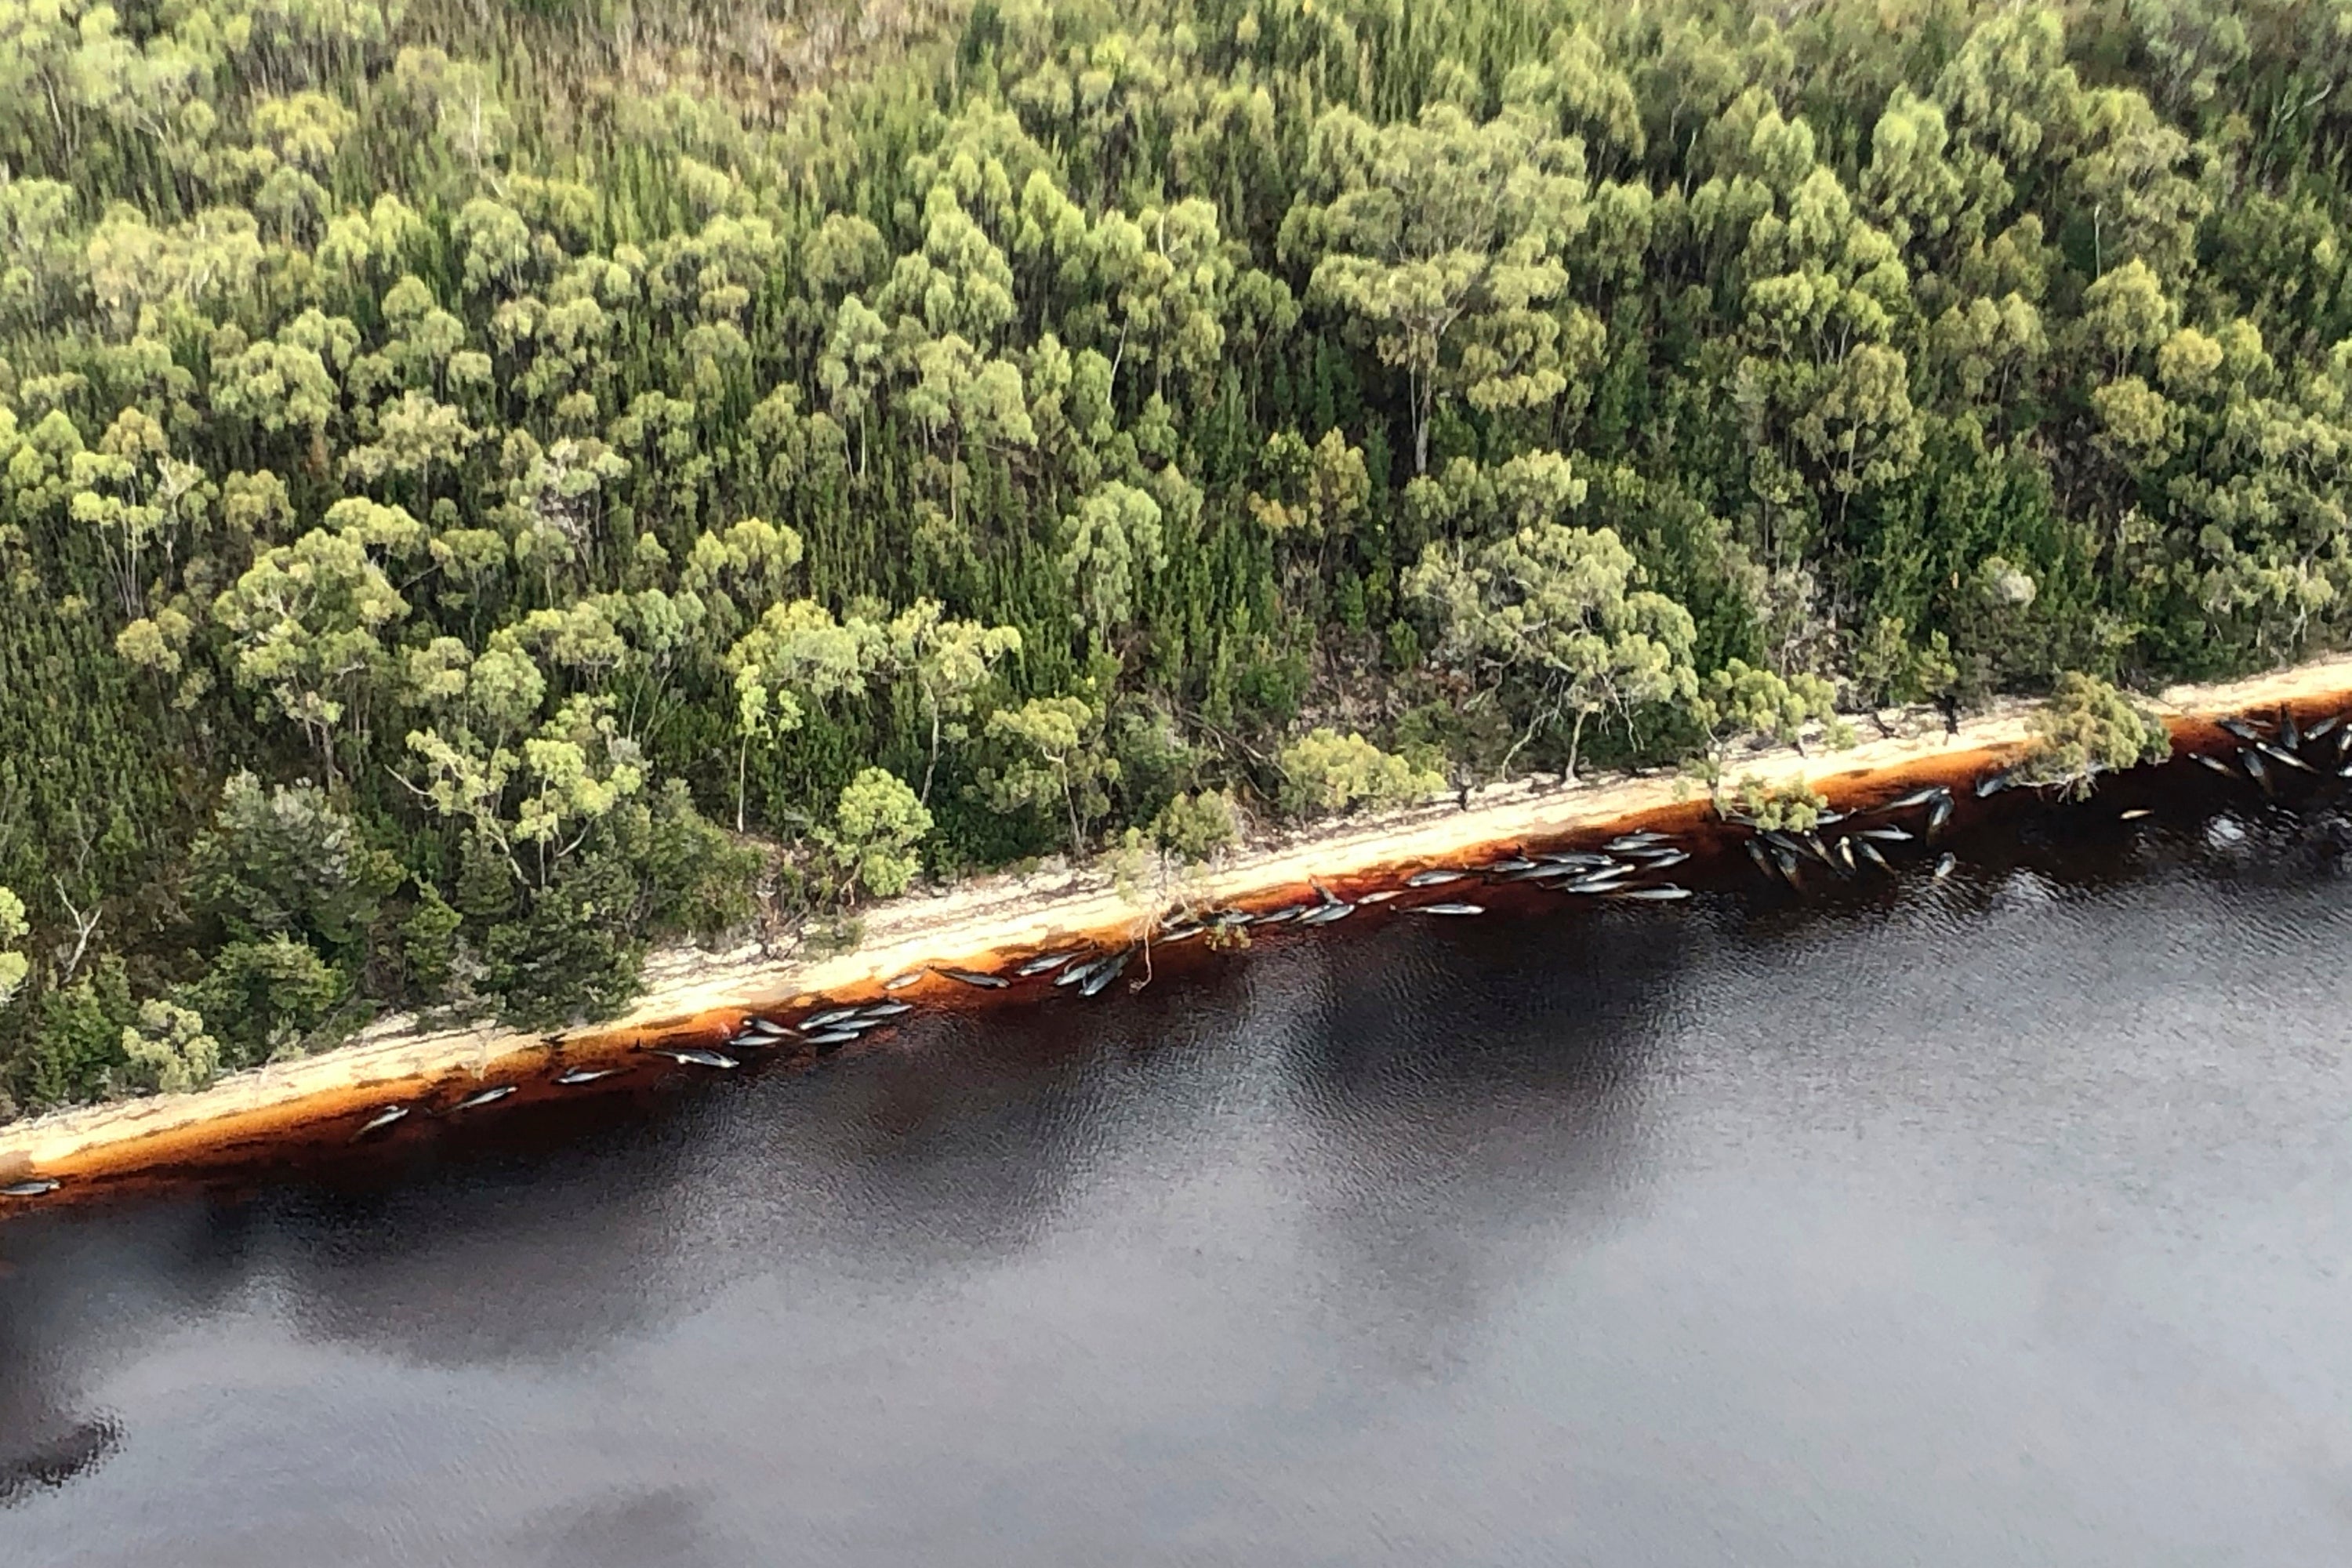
xmin=5 ymin=772 xmax=2352 ymax=1566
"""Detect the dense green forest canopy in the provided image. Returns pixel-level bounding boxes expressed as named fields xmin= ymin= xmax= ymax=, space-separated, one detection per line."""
xmin=3 ymin=0 xmax=2350 ymax=1112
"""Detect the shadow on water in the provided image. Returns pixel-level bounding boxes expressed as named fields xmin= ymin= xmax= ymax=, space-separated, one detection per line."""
xmin=0 ymin=887 xmax=1698 ymax=1487
xmin=4 ymin=747 xmax=2351 ymax=1549
xmin=0 ymin=1412 xmax=122 ymax=1510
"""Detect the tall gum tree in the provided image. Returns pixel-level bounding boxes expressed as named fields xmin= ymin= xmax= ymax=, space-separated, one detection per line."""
xmin=1408 ymin=517 xmax=1700 ymax=782
xmin=1283 ymin=100 xmax=1592 ymax=476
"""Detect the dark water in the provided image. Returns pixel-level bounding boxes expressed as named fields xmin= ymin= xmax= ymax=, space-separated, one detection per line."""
xmin=8 ymin=797 xmax=2352 ymax=1566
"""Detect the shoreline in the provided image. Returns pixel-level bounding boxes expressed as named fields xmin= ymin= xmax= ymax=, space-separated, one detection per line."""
xmin=6 ymin=653 xmax=2352 ymax=1198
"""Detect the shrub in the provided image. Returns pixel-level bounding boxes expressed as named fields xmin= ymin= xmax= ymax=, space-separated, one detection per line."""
xmin=1277 ymin=729 xmax=1443 ymax=819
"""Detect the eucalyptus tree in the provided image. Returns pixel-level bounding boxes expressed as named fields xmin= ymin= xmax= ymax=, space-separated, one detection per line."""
xmin=1407 ymin=521 xmax=1699 ymax=782
xmin=1283 ymin=101 xmax=1591 ymax=474
xmin=1276 ymin=730 xmax=1443 ymax=819
xmin=980 ymin=695 xmax=1119 ymax=860
xmin=884 ymin=601 xmax=1022 ymax=803
xmin=211 ymin=500 xmax=425 ymax=786
xmin=723 ymin=600 xmax=888 ymax=832
xmin=1060 ymin=480 xmax=1167 ymax=644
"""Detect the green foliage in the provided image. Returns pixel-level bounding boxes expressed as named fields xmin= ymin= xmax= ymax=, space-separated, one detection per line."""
xmin=980 ymin=695 xmax=1120 ymax=858
xmin=1407 ymin=519 xmax=1698 ymax=779
xmin=627 ymin=781 xmax=761 ymax=942
xmin=120 ymin=1000 xmax=223 ymax=1095
xmin=2023 ymin=673 xmax=2174 ymax=797
xmin=1062 ymin=481 xmax=1168 ymax=641
xmin=481 ymin=851 xmax=645 ymax=1029
xmin=188 ymin=936 xmax=351 ymax=1065
xmin=1733 ymin=777 xmax=1831 ymax=833
xmin=1699 ymin=660 xmax=1852 ymax=755
xmin=1292 ymin=101 xmax=1592 ymax=474
xmin=11 ymin=960 xmax=136 ymax=1112
xmin=1277 ymin=729 xmax=1443 ymax=819
xmin=0 ymin=886 xmax=25 ymax=1011
xmin=397 ymin=881 xmax=465 ymax=1000
xmin=886 ymin=599 xmax=1022 ymax=803
xmin=190 ymin=774 xmax=401 ymax=958
xmin=1152 ymin=789 xmax=1239 ymax=864
xmin=818 ymin=768 xmax=933 ymax=902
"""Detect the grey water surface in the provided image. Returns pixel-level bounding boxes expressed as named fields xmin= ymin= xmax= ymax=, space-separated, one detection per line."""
xmin=5 ymin=800 xmax=2352 ymax=1566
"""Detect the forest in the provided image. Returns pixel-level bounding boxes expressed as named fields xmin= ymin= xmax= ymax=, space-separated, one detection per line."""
xmin=3 ymin=0 xmax=2350 ymax=1113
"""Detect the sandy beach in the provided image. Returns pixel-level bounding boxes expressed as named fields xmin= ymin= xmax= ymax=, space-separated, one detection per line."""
xmin=5 ymin=653 xmax=2350 ymax=1195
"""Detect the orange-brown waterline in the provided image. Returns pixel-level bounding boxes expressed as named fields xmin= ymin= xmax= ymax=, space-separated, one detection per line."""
xmin=5 ymin=667 xmax=2350 ymax=1214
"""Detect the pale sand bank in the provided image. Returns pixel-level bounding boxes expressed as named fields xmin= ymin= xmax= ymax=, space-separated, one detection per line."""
xmin=6 ymin=653 xmax=2350 ymax=1191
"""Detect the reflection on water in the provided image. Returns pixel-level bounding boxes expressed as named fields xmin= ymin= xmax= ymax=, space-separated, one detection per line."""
xmin=6 ymin=789 xmax=2352 ymax=1566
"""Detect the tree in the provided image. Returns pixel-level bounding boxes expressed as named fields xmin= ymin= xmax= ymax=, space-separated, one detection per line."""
xmin=1276 ymin=730 xmax=1444 ymax=818
xmin=818 ymin=768 xmax=933 ymax=902
xmin=211 ymin=315 xmax=354 ymax=439
xmin=1087 ymin=198 xmax=1236 ymax=401
xmin=1250 ymin=429 xmax=1371 ymax=567
xmin=1730 ymin=776 xmax=1831 ymax=833
xmin=682 ymin=517 xmax=804 ymax=621
xmin=67 ymin=406 xmax=212 ymax=620
xmin=401 ymin=695 xmax=648 ymax=888
xmin=13 ymin=961 xmax=136 ymax=1111
xmin=1152 ymin=790 xmax=1239 ymax=865
xmin=212 ymin=510 xmax=422 ymax=783
xmin=187 ymin=937 xmax=348 ymax=1065
xmin=818 ymin=295 xmax=891 ymax=473
xmin=479 ymin=851 xmax=642 ymax=1029
xmin=190 ymin=774 xmax=401 ymax=960
xmin=1406 ymin=521 xmax=1699 ymax=782
xmin=1694 ymin=661 xmax=1850 ymax=803
xmin=1287 ymin=103 xmax=1590 ymax=474
xmin=2022 ymin=673 xmax=2172 ymax=797
xmin=723 ymin=600 xmax=887 ymax=831
xmin=2068 ymin=87 xmax=2209 ymax=279
xmin=1860 ymin=88 xmax=1968 ymax=254
xmin=119 ymin=1000 xmax=220 ymax=1094
xmin=886 ymin=600 xmax=1022 ymax=803
xmin=1060 ymin=481 xmax=1167 ymax=642
xmin=981 ymin=696 xmax=1119 ymax=859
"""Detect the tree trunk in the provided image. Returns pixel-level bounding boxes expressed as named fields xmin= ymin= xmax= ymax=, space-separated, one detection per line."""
xmin=1412 ymin=371 xmax=1432 ymax=476
xmin=920 ymin=695 xmax=942 ymax=805
xmin=312 ymin=720 xmax=339 ymax=791
xmin=1565 ymin=707 xmax=1590 ymax=785
xmin=1499 ymin=702 xmax=1550 ymax=781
